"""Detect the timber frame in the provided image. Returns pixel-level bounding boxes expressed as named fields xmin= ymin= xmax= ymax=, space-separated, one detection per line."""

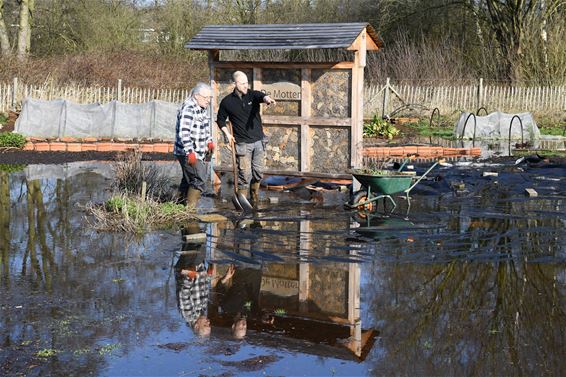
xmin=187 ymin=23 xmax=381 ymax=177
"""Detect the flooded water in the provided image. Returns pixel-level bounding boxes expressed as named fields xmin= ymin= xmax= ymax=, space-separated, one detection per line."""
xmin=1 ymin=160 xmax=565 ymax=376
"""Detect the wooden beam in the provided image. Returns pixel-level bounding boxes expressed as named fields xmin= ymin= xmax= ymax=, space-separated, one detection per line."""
xmin=347 ymin=28 xmax=379 ymax=51
xmin=300 ymin=123 xmax=310 ymax=172
xmin=350 ymin=32 xmax=366 ymax=169
xmin=301 ymin=68 xmax=312 ymax=119
xmin=263 ymin=115 xmax=350 ymax=126
xmin=299 ymin=218 xmax=311 ymax=312
xmin=213 ymin=166 xmax=352 ymax=180
xmin=351 ymin=65 xmax=359 ymax=168
xmin=254 ymin=67 xmax=263 ymax=115
xmin=215 ymin=61 xmax=354 ymax=69
xmin=209 ymin=50 xmax=221 ymax=188
xmin=301 ymin=68 xmax=312 ymax=172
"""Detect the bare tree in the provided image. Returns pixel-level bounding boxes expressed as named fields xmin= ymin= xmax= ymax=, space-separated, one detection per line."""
xmin=0 ymin=0 xmax=12 ymax=55
xmin=16 ymin=0 xmax=34 ymax=59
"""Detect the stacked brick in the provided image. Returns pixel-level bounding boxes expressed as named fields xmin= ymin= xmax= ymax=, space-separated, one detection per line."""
xmin=23 ymin=138 xmax=173 ymax=153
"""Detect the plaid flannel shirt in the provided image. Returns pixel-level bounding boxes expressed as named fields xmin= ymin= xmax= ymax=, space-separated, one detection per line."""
xmin=177 ymin=262 xmax=211 ymax=326
xmin=174 ymin=97 xmax=212 ymax=160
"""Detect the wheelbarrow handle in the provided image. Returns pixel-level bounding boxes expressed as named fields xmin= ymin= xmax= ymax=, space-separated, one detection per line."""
xmin=404 ymin=161 xmax=441 ymax=193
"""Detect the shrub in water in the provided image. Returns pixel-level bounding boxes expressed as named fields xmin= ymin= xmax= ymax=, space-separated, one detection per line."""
xmin=0 ymin=132 xmax=27 ymax=148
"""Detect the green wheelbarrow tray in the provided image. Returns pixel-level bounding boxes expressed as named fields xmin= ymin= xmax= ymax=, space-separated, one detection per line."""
xmin=352 ymin=172 xmax=414 ymax=195
xmin=347 ymin=160 xmax=444 ymax=211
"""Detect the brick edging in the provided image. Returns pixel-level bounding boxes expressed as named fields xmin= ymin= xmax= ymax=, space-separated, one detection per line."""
xmin=363 ymin=146 xmax=480 ymax=158
xmin=23 ymin=141 xmax=173 ymax=153
xmin=22 ymin=141 xmax=480 ymax=159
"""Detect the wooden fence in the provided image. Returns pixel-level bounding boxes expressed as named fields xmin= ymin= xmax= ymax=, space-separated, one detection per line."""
xmin=0 ymin=78 xmax=190 ymax=113
xmin=365 ymin=79 xmax=566 ymax=118
xmin=2 ymin=78 xmax=565 ymax=117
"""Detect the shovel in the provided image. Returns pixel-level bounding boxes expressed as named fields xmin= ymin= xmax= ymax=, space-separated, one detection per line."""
xmin=228 ymin=125 xmax=253 ymax=213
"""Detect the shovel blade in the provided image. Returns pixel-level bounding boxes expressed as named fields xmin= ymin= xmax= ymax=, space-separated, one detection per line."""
xmin=231 ymin=195 xmax=244 ymax=211
xmin=237 ymin=192 xmax=254 ymax=213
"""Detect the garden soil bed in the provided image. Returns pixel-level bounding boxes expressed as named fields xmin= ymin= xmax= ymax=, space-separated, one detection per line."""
xmin=0 ymin=150 xmax=175 ymax=165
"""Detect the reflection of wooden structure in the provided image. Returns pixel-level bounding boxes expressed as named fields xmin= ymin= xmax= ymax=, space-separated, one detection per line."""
xmin=206 ymin=220 xmax=376 ymax=361
xmin=187 ymin=23 xmax=381 ymax=176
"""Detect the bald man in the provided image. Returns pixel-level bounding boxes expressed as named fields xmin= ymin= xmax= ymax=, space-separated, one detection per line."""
xmin=216 ymin=71 xmax=276 ymax=205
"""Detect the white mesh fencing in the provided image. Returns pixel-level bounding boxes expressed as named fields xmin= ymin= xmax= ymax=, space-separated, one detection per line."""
xmin=454 ymin=111 xmax=541 ymax=141
xmin=15 ymin=97 xmax=180 ymax=140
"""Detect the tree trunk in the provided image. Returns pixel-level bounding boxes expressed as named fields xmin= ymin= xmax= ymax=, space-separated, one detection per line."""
xmin=0 ymin=0 xmax=12 ymax=56
xmin=17 ymin=0 xmax=32 ymax=59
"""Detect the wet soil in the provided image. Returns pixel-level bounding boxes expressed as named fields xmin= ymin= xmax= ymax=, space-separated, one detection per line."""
xmin=0 ymin=150 xmax=175 ymax=164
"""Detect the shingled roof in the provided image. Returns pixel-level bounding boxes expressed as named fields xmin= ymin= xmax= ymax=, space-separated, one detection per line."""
xmin=186 ymin=23 xmax=381 ymax=51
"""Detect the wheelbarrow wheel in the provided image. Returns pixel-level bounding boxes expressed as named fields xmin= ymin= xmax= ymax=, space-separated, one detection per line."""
xmin=351 ymin=190 xmax=375 ymax=212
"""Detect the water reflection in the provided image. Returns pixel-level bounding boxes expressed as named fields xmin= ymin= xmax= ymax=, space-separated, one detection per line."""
xmin=172 ymin=219 xmax=376 ymax=359
xmin=1 ymin=162 xmax=566 ymax=376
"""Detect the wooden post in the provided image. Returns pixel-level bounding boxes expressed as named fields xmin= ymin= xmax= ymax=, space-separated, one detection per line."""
xmin=208 ymin=50 xmax=221 ymax=189
xmin=299 ymin=216 xmax=311 ymax=312
xmin=301 ymin=68 xmax=312 ymax=172
xmin=117 ymin=79 xmax=122 ymax=102
xmin=477 ymin=78 xmax=483 ymax=109
xmin=253 ymin=67 xmax=262 ymax=115
xmin=141 ymin=181 xmax=147 ymax=202
xmin=381 ymin=77 xmax=390 ymax=119
xmin=11 ymin=77 xmax=18 ymax=111
xmin=351 ymin=29 xmax=366 ymax=169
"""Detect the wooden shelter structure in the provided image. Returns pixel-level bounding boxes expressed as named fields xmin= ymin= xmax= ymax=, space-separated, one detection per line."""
xmin=186 ymin=23 xmax=381 ymax=177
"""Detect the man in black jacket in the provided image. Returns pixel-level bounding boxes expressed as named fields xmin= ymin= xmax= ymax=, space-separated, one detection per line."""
xmin=216 ymin=71 xmax=276 ymax=204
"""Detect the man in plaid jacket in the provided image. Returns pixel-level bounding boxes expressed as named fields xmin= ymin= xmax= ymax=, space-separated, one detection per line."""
xmin=174 ymin=82 xmax=214 ymax=207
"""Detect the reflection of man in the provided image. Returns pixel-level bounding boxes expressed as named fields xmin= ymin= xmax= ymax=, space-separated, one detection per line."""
xmin=175 ymin=252 xmax=212 ymax=337
xmin=175 ymin=230 xmax=236 ymax=338
xmin=217 ymin=71 xmax=276 ymax=205
xmin=211 ymin=265 xmax=262 ymax=340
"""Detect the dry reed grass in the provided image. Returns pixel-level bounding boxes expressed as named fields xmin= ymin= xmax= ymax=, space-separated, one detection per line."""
xmin=0 ymin=51 xmax=208 ymax=89
xmin=112 ymin=150 xmax=173 ymax=202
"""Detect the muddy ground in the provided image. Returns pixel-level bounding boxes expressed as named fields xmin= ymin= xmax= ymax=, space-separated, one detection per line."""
xmin=0 ymin=150 xmax=175 ymax=165
xmin=1 ymin=149 xmax=565 ymax=167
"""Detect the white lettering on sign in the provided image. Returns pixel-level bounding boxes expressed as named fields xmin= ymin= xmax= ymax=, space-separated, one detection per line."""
xmin=260 ymin=277 xmax=299 ymax=297
xmin=261 ymin=82 xmax=301 ymax=101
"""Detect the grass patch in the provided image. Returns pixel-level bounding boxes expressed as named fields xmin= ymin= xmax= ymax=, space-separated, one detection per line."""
xmin=0 ymin=132 xmax=26 ymax=148
xmin=97 ymin=343 xmax=121 ymax=356
xmin=539 ymin=125 xmax=566 ymax=136
xmin=403 ymin=119 xmax=455 ymax=138
xmin=88 ymin=194 xmax=197 ymax=233
xmin=36 ymin=348 xmax=58 ymax=358
xmin=0 ymin=164 xmax=26 ymax=173
xmin=0 ymin=113 xmax=7 ymax=126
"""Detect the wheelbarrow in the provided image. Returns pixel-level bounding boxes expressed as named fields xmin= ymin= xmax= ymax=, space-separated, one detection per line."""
xmin=346 ymin=160 xmax=446 ymax=215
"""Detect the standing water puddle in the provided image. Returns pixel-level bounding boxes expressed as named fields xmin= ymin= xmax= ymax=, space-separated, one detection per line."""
xmin=1 ymin=161 xmax=565 ymax=376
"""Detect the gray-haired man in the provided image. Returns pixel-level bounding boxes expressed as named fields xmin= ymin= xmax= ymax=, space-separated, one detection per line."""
xmin=174 ymin=82 xmax=214 ymax=207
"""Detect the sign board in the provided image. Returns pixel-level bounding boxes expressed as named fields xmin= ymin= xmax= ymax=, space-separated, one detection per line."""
xmin=260 ymin=276 xmax=299 ymax=297
xmin=261 ymin=82 xmax=301 ymax=101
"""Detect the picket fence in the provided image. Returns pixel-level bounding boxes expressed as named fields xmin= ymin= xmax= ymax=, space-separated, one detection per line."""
xmin=1 ymin=78 xmax=565 ymax=117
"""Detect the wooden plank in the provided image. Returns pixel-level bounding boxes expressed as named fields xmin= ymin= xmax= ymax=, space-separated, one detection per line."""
xmin=263 ymin=115 xmax=350 ymax=126
xmin=214 ymin=61 xmax=354 ymax=69
xmin=300 ymin=122 xmax=310 ymax=172
xmin=351 ymin=31 xmax=365 ymax=168
xmin=301 ymin=68 xmax=312 ymax=172
xmin=208 ymin=50 xmax=221 ymax=188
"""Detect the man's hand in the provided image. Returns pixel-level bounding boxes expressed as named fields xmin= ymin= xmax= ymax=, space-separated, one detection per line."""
xmin=223 ymin=131 xmax=235 ymax=145
xmin=187 ymin=152 xmax=197 ymax=166
xmin=264 ymin=95 xmax=276 ymax=106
